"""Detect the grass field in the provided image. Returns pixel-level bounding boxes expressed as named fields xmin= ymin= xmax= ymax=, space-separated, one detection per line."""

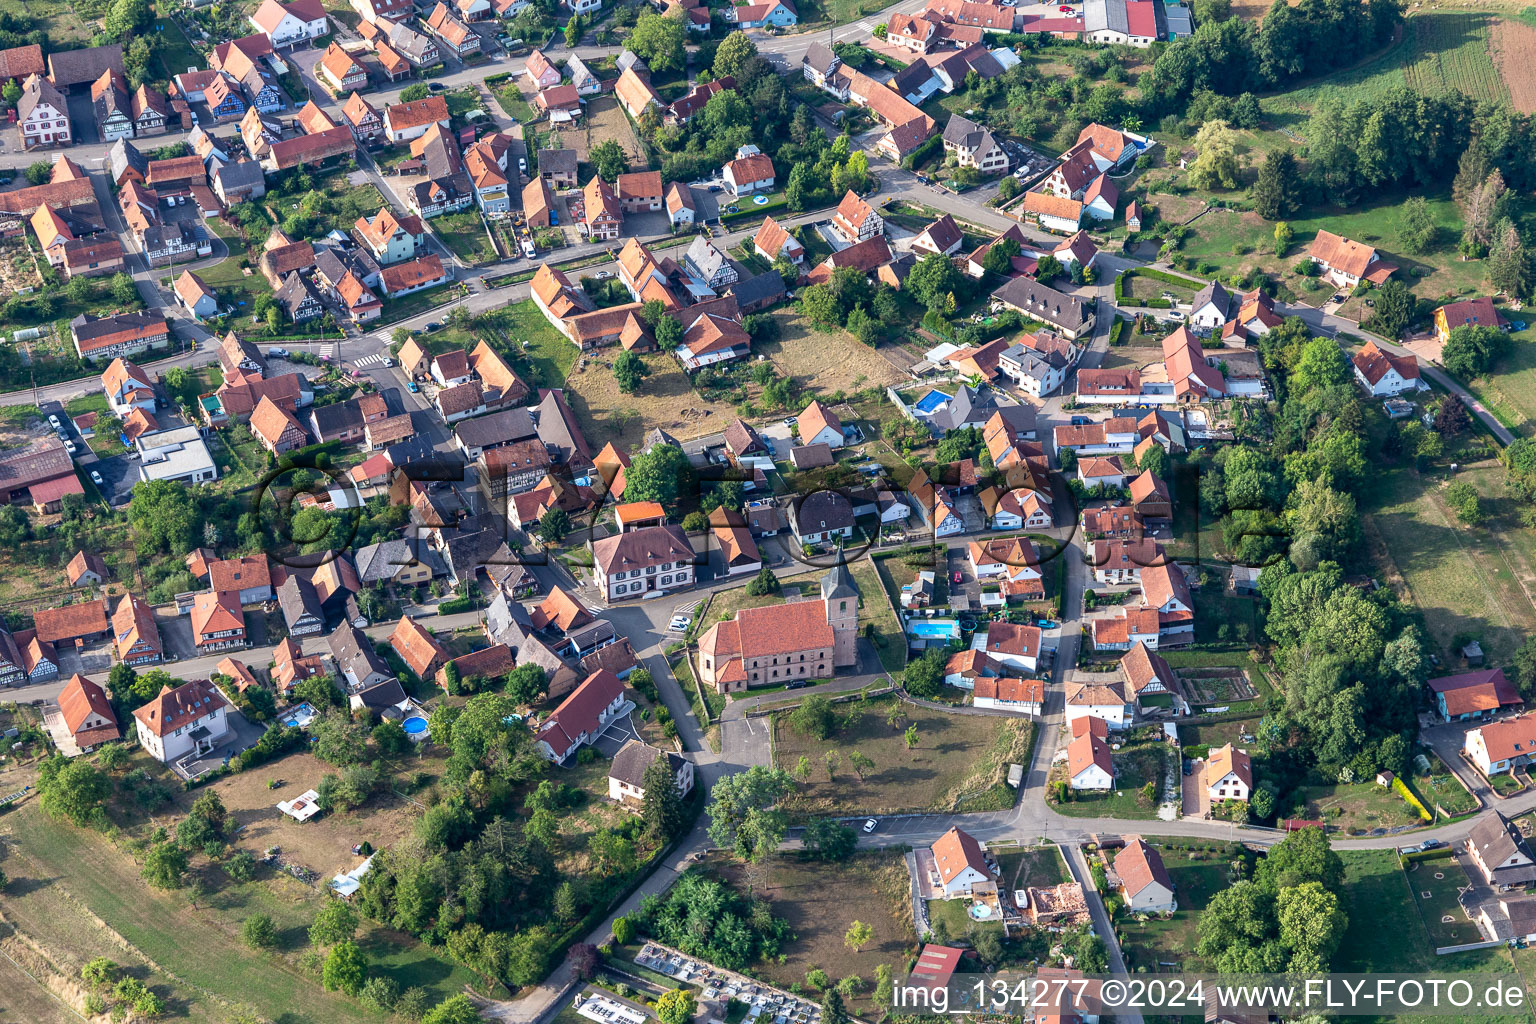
xmin=759 ymin=313 xmax=908 ymax=395
xmin=1049 ymin=733 xmax=1171 ymax=820
xmin=432 ymin=212 xmax=498 ymax=265
xmin=1112 ymin=843 xmax=1232 ymax=972
xmin=495 ymin=300 xmax=577 ymax=391
xmin=1405 ymin=856 xmax=1480 ymax=948
xmin=774 ymin=695 xmax=1030 ymax=816
xmin=1365 ymin=463 xmax=1536 ymax=665
xmin=995 ymin=844 xmax=1070 ymax=890
xmin=0 ymin=0 xmax=96 ymax=46
xmin=196 ymin=252 xmax=275 ymax=321
xmin=1464 ymin=322 xmax=1536 ymax=434
xmin=849 ymin=558 xmax=907 ymax=675
xmin=1294 ymin=779 xmax=1424 ymax=833
xmin=0 ymin=803 xmax=476 ymax=1024
xmin=715 ymin=852 xmax=913 ymax=1017
xmin=563 ymin=347 xmax=738 ymax=450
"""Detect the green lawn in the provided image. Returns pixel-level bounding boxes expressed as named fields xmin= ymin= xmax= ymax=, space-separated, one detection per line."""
xmin=1364 ymin=464 xmax=1536 ymax=665
xmin=1294 ymin=779 xmax=1424 ymax=833
xmin=1049 ymin=737 xmax=1170 ymax=820
xmin=1464 ymin=321 xmax=1536 ymax=435
xmin=497 ymin=299 xmax=577 ymax=389
xmin=4 ymin=804 xmax=476 ymax=1024
xmin=196 ymin=253 xmax=275 ymax=320
xmin=152 ymin=17 xmax=205 ymax=88
xmin=1113 ymin=843 xmax=1234 ymax=973
xmin=490 ymin=80 xmax=535 ymax=123
xmin=926 ymin=896 xmax=1002 ymax=944
xmin=380 ymin=283 xmax=460 ymax=323
xmin=849 ymin=557 xmax=906 ymax=675
xmin=995 ymin=844 xmax=1069 ymax=890
xmin=432 ymin=211 xmax=498 ymax=264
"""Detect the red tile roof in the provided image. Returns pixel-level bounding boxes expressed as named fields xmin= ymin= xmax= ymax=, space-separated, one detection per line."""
xmin=133 ymin=678 xmax=229 ymax=738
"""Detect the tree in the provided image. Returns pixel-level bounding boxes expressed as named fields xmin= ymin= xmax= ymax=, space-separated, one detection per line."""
xmin=844 ymin=920 xmax=873 ymax=951
xmin=745 ymin=565 xmax=781 ymax=596
xmin=789 ymin=695 xmax=836 ymax=739
xmin=24 ymin=160 xmax=51 ymax=185
xmin=982 ymin=236 xmax=1022 ymax=276
xmin=655 ymin=313 xmax=683 ymax=350
xmin=905 ymin=252 xmax=961 ymax=310
xmin=655 ymin=989 xmax=696 ymax=1024
xmin=1446 ymin=481 xmax=1484 ymax=525
xmin=128 ymin=479 xmax=201 ymax=555
xmin=112 ymin=272 xmax=139 ymax=306
xmin=1034 ymin=254 xmax=1063 ymax=282
xmin=904 ymin=724 xmax=919 ymax=748
xmin=310 ymin=899 xmax=359 ymax=947
xmin=902 ymin=647 xmax=945 ymax=699
xmin=591 ymin=139 xmax=630 ymax=182
xmin=705 ymin=764 xmax=795 ymax=862
xmin=613 ymin=349 xmax=650 ymax=394
xmin=423 ymin=995 xmax=484 ymax=1024
xmin=641 ymin=753 xmax=685 ymax=842
xmin=37 ymin=756 xmax=109 ymax=825
xmin=714 ymin=31 xmax=759 ymax=79
xmin=243 ymin=913 xmax=279 ymax=949
xmin=1255 ymin=826 xmax=1342 ymax=893
xmin=1434 ymin=393 xmax=1470 ymax=435
xmin=1400 ymin=196 xmax=1438 ymax=254
xmin=1442 ymin=323 xmax=1511 ymax=379
xmin=506 ymin=663 xmax=548 ymax=705
xmin=1367 ymin=277 xmax=1415 ymax=339
xmin=1136 ymin=443 xmax=1170 ymax=480
xmin=0 ymin=80 xmax=18 ymax=108
xmin=628 ymin=10 xmax=687 ymax=72
xmin=785 ymin=163 xmax=809 ymax=212
xmin=142 ymin=842 xmax=188 ymax=890
xmin=624 ymin=442 xmax=692 ymax=511
xmin=104 ymin=0 xmax=151 ymax=39
xmin=1276 ymin=881 xmax=1346 ymax=971
xmin=802 ymin=818 xmax=857 ymax=861
xmin=565 ymin=13 xmax=583 ymax=47
xmin=538 ymin=507 xmax=571 ymax=544
xmin=1289 ymin=336 xmax=1351 ymax=394
xmin=1188 ymin=121 xmax=1240 ymax=190
xmin=847 ymin=751 xmax=875 ymax=780
xmin=399 ymin=82 xmax=431 ymax=102
xmin=1489 ymin=219 xmax=1531 ymax=298
xmin=323 ymin=939 xmax=369 ymax=996
xmin=822 ymin=989 xmax=849 ymax=1024
xmin=374 ymin=718 xmax=410 ymax=755
xmin=1252 ymin=151 xmax=1300 ymax=220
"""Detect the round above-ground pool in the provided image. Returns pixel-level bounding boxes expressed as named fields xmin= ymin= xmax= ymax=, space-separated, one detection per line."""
xmin=403 ymin=717 xmax=429 ymax=735
xmin=968 ymin=904 xmax=993 ymax=920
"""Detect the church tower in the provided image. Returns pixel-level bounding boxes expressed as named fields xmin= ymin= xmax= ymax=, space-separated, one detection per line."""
xmin=820 ymin=549 xmax=860 ymax=669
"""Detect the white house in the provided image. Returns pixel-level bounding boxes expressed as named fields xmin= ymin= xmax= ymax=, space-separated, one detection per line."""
xmin=1077 ymin=456 xmax=1126 ymax=490
xmin=536 ymin=669 xmax=628 ymax=762
xmin=1352 ymin=340 xmax=1423 ymax=397
xmin=973 ymin=621 xmax=1040 ymax=674
xmin=250 ymin=0 xmax=330 ymax=48
xmin=931 ymin=827 xmax=997 ymax=898
xmin=973 ymin=676 xmax=1044 ymax=716
xmin=987 ymin=489 xmax=1052 ymax=531
xmin=796 ymin=399 xmax=843 ymax=449
xmin=1188 ymin=280 xmax=1232 ymax=333
xmin=1204 ymin=744 xmax=1252 ymax=802
xmin=1141 ymin=562 xmax=1193 ymax=643
xmin=607 ymin=738 xmax=695 ymax=804
xmin=723 ymin=153 xmax=775 ymax=196
xmin=1116 ymin=839 xmax=1176 ymax=913
xmin=1066 ymin=679 xmax=1133 ymax=730
xmin=101 ymin=357 xmax=157 ymax=416
xmin=18 ymin=74 xmax=71 ymax=150
xmin=1466 ymin=716 xmax=1536 ymax=777
xmin=132 ymin=678 xmax=231 ymax=763
xmin=1067 ymin=717 xmax=1114 ymax=790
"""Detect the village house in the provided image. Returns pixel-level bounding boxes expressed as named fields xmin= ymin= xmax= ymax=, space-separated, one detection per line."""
xmin=1352 ymin=340 xmax=1423 ymax=397
xmin=607 ymin=738 xmax=695 ymax=806
xmin=1116 ymin=838 xmax=1176 ymax=912
xmin=1065 ymin=678 xmax=1133 ymax=729
xmin=46 ymin=674 xmax=120 ymax=755
xmin=133 ymin=678 xmax=231 ymax=763
xmin=1428 ymin=668 xmax=1522 ymax=722
xmin=929 ymin=826 xmax=998 ymax=897
xmin=18 ymin=74 xmax=71 ymax=149
xmin=111 ymin=594 xmax=162 ymax=665
xmin=1068 ymin=715 xmax=1115 ymax=790
xmin=1204 ymin=743 xmax=1252 ymax=802
xmin=250 ymin=0 xmax=330 ymax=47
xmin=1466 ymin=812 xmax=1536 ymax=888
xmin=70 ymin=312 xmax=171 ymax=363
xmin=591 ymin=525 xmax=694 ymax=603
xmin=1309 ymin=229 xmax=1396 ymax=288
xmin=536 ymin=669 xmax=628 ymax=763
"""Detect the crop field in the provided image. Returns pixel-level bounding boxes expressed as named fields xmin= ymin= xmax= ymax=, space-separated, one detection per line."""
xmin=1492 ymin=17 xmax=1536 ymax=112
xmin=1365 ymin=464 xmax=1536 ymax=665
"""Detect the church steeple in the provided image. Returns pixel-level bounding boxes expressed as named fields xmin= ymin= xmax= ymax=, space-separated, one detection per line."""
xmin=820 ymin=547 xmax=859 ymax=602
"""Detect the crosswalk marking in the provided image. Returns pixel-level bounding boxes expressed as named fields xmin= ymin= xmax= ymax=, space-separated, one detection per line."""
xmin=354 ymin=353 xmax=389 ymax=369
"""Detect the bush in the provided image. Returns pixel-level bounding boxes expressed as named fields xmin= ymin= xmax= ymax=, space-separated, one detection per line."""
xmin=243 ymin=913 xmax=278 ymax=950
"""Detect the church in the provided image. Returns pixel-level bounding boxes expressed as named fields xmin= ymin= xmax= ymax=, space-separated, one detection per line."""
xmin=697 ymin=555 xmax=861 ymax=693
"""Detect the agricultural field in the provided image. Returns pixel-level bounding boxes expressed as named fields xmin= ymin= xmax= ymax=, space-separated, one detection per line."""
xmin=773 ymin=695 xmax=1031 ymax=816
xmin=713 ymin=852 xmax=914 ymax=1018
xmin=1492 ymin=16 xmax=1536 ymax=112
xmin=1364 ymin=463 xmax=1536 ymax=665
xmin=758 ymin=313 xmax=909 ymax=395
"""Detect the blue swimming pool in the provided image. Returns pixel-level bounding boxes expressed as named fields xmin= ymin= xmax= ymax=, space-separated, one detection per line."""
xmin=912 ymin=390 xmax=950 ymax=415
xmin=907 ymin=619 xmax=960 ymax=639
xmin=403 ymin=716 xmax=429 ymax=735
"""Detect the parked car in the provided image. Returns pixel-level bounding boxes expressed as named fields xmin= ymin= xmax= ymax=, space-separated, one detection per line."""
xmin=382 ymin=357 xmax=396 ymax=367
xmin=863 ymin=818 xmax=878 ymax=833
xmin=407 ymin=381 xmax=419 ymax=392
xmin=668 ymin=614 xmax=691 ymax=632
xmin=424 ymin=322 xmax=442 ymax=332
xmin=63 ymin=439 xmax=77 ymax=455
xmin=594 ymin=270 xmax=614 ymax=280
xmin=708 ymin=184 xmax=723 ymax=192
xmin=1420 ymin=839 xmax=1444 ymax=850
xmin=90 ymin=470 xmax=103 ymax=486
xmin=429 ymin=82 xmax=444 ymax=91
xmin=267 ymin=347 xmax=289 ymax=358
xmin=952 ymin=571 xmax=964 ymax=584
xmin=47 ymin=414 xmax=59 ymax=428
